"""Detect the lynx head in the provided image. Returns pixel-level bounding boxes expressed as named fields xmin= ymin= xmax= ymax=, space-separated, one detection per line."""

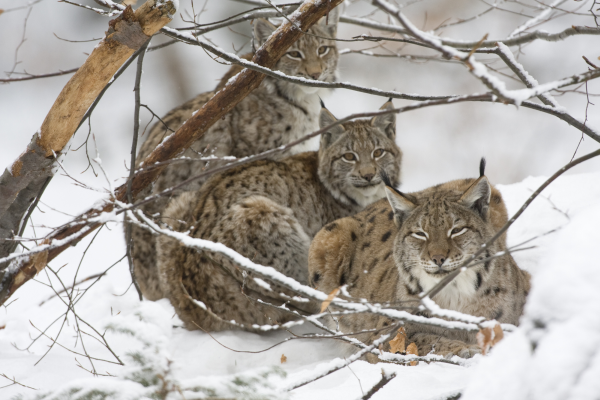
xmin=384 ymin=171 xmax=497 ymax=302
xmin=318 ymin=101 xmax=402 ymax=208
xmin=253 ymin=8 xmax=339 ymax=93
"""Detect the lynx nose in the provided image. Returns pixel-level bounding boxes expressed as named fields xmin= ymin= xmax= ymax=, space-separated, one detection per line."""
xmin=362 ymin=173 xmax=374 ymax=182
xmin=432 ymin=254 xmax=446 ymax=267
xmin=309 ymin=71 xmax=321 ymax=80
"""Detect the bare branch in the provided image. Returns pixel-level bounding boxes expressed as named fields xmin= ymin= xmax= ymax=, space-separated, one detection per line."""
xmin=360 ymin=370 xmax=397 ymax=400
xmin=125 ymin=39 xmax=150 ymax=301
xmin=0 ymin=68 xmax=79 ymax=83
xmin=0 ymin=373 xmax=37 ymax=390
xmin=286 ymin=325 xmax=399 ymax=390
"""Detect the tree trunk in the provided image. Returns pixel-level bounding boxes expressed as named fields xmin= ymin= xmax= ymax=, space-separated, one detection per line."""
xmin=0 ymin=0 xmax=176 ymax=292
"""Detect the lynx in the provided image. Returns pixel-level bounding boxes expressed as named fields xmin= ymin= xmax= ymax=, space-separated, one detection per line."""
xmin=156 ymin=103 xmax=402 ymax=332
xmin=131 ymin=11 xmax=341 ymax=300
xmin=308 ymin=163 xmax=530 ymax=360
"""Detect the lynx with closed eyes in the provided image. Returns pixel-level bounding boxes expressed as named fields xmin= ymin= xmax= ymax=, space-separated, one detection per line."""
xmin=309 ymin=161 xmax=530 ymax=361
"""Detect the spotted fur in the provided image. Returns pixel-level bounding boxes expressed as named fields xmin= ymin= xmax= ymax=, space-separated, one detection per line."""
xmin=131 ymin=11 xmax=341 ymax=300
xmin=308 ymin=173 xmax=530 ymax=361
xmin=157 ymin=105 xmax=402 ymax=332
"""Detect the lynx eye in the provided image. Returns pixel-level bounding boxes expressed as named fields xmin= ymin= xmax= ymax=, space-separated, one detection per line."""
xmin=318 ymin=46 xmax=330 ymax=56
xmin=372 ymin=149 xmax=385 ymax=159
xmin=449 ymin=227 xmax=467 ymax=238
xmin=342 ymin=153 xmax=357 ymax=162
xmin=286 ymin=50 xmax=303 ymax=60
xmin=411 ymin=231 xmax=428 ymax=241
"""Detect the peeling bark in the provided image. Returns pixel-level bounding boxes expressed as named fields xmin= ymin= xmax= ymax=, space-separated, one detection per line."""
xmin=0 ymin=0 xmax=176 ymax=286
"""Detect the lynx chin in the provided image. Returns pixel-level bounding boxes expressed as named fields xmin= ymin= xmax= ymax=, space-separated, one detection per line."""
xmin=156 ymin=102 xmax=402 ymax=332
xmin=130 ymin=8 xmax=342 ymax=300
xmin=308 ymin=161 xmax=530 ymax=361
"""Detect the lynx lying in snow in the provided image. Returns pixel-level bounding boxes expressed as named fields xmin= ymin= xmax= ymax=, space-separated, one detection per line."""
xmin=156 ymin=103 xmax=402 ymax=332
xmin=308 ymin=163 xmax=530 ymax=359
xmin=131 ymin=10 xmax=341 ymax=300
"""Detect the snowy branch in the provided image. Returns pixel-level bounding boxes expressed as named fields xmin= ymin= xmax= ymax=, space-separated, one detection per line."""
xmin=131 ymin=210 xmax=485 ymax=334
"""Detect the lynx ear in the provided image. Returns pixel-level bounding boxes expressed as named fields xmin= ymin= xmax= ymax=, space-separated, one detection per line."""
xmin=317 ymin=5 xmax=340 ymax=37
xmin=371 ymin=100 xmax=396 ymax=139
xmin=253 ymin=19 xmax=277 ymax=49
xmin=460 ymin=176 xmax=491 ymax=219
xmin=319 ymin=108 xmax=345 ymax=149
xmin=385 ymin=186 xmax=415 ymax=228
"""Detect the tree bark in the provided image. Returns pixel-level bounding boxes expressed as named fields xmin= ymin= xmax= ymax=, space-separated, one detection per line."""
xmin=0 ymin=0 xmax=344 ymax=306
xmin=0 ymin=0 xmax=176 ymax=290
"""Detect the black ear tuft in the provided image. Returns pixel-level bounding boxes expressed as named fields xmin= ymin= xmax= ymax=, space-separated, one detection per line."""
xmin=379 ymin=169 xmax=393 ymax=188
xmin=388 ymin=97 xmax=393 ymax=103
xmin=379 ymin=170 xmax=403 ymax=196
xmin=319 ymin=97 xmax=325 ymax=109
xmin=479 ymin=157 xmax=486 ymax=177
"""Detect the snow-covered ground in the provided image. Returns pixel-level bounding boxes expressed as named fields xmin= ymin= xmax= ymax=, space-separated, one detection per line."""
xmin=1 ymin=170 xmax=599 ymax=399
xmin=1 ymin=0 xmax=600 ymax=398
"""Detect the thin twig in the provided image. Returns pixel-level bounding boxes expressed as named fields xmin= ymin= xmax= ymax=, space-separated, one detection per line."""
xmin=287 ymin=325 xmax=400 ymax=390
xmin=6 ymin=7 xmax=32 ymax=78
xmin=0 ymin=373 xmax=37 ymax=390
xmin=126 ymin=39 xmax=150 ymax=302
xmin=0 ymin=68 xmax=79 ymax=83
xmin=38 ymin=271 xmax=106 ymax=306
xmin=360 ymin=370 xmax=397 ymax=400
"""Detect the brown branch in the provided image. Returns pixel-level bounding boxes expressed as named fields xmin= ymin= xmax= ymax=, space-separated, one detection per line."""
xmin=0 ymin=0 xmax=176 ymax=278
xmin=0 ymin=0 xmax=345 ymax=307
xmin=361 ymin=370 xmax=397 ymax=400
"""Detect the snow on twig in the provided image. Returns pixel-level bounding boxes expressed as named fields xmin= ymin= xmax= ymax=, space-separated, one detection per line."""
xmin=285 ymin=326 xmax=398 ymax=391
xmin=163 ymin=25 xmax=600 ymax=106
xmin=129 ymin=209 xmax=486 ymax=334
xmin=508 ymin=0 xmax=566 ymax=39
xmin=495 ymin=43 xmax=560 ymax=108
xmin=420 ymin=297 xmax=485 ymax=325
xmin=92 ymin=0 xmax=125 ymax=11
xmin=373 ymin=0 xmax=600 ymax=105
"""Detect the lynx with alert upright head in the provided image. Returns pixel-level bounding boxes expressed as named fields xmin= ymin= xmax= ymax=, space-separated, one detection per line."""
xmin=308 ymin=162 xmax=530 ymax=360
xmin=131 ymin=10 xmax=341 ymax=300
xmin=156 ymin=103 xmax=402 ymax=332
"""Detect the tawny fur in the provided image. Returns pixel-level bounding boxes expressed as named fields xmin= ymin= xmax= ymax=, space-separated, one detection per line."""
xmin=308 ymin=176 xmax=530 ymax=361
xmin=131 ymin=12 xmax=341 ymax=300
xmin=156 ymin=106 xmax=403 ymax=332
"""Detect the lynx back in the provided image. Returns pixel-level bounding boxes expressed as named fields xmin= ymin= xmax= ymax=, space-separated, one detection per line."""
xmin=131 ymin=10 xmax=341 ymax=300
xmin=156 ymin=104 xmax=402 ymax=332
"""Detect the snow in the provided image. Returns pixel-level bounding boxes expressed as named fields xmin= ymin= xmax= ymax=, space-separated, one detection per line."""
xmin=461 ymin=171 xmax=600 ymax=400
xmin=508 ymin=0 xmax=565 ymax=39
xmin=2 ymin=170 xmax=599 ymax=399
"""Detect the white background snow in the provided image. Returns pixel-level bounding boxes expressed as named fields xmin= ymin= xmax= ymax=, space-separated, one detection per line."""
xmin=1 ymin=0 xmax=599 ymax=399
